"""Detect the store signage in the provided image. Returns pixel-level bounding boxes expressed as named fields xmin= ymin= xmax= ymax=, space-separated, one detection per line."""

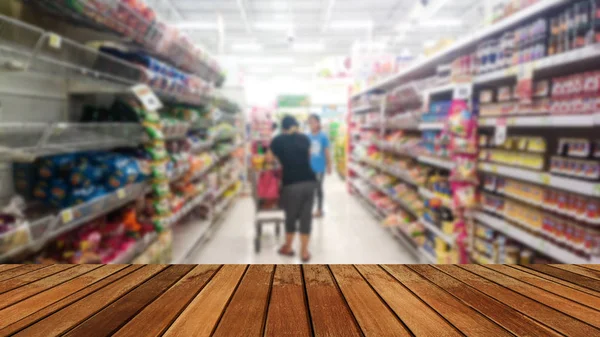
xmin=131 ymin=84 xmax=163 ymax=111
xmin=277 ymin=95 xmax=310 ymax=108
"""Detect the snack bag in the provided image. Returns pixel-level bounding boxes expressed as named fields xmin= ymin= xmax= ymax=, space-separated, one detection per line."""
xmin=447 ymin=100 xmax=475 ymax=138
xmin=452 ymin=182 xmax=477 ymax=209
xmin=451 ymin=156 xmax=478 ymax=183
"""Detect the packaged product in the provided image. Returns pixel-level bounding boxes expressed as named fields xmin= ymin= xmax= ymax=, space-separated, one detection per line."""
xmin=69 ymin=185 xmax=106 ymax=206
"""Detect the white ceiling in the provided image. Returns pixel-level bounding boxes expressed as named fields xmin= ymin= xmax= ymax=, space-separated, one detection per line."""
xmin=148 ymin=0 xmax=486 ymax=76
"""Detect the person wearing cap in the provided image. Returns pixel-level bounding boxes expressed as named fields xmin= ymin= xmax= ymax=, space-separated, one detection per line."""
xmin=269 ymin=115 xmax=317 ymax=262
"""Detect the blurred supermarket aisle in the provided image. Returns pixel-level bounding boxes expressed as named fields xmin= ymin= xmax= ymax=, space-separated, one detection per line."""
xmin=190 ymin=174 xmax=417 ymax=264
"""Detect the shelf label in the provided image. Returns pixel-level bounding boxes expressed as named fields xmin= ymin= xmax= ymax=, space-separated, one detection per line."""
xmin=491 ymin=165 xmax=498 ymax=173
xmin=494 ymin=120 xmax=507 ymax=146
xmin=594 ymin=184 xmax=600 ymax=196
xmin=61 ymin=209 xmax=73 ymax=224
xmin=117 ymin=188 xmax=127 ymax=199
xmin=539 ymin=173 xmax=551 ymax=185
xmin=48 ymin=33 xmax=62 ymax=49
xmin=131 ymin=84 xmax=163 ymax=111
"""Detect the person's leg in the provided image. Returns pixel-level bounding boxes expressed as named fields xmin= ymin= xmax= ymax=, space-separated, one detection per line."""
xmin=314 ymin=173 xmax=324 ymax=217
xmin=280 ymin=185 xmax=299 ymax=254
xmin=299 ymin=182 xmax=316 ymax=260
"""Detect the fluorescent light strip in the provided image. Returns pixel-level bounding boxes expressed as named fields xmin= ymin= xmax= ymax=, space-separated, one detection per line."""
xmin=254 ymin=22 xmax=293 ymax=30
xmin=329 ymin=20 xmax=372 ymax=30
xmin=232 ymin=43 xmax=263 ymax=52
xmin=419 ymin=19 xmax=462 ymax=27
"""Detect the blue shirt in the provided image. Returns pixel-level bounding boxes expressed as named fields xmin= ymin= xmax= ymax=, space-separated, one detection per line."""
xmin=308 ymin=132 xmax=330 ymax=173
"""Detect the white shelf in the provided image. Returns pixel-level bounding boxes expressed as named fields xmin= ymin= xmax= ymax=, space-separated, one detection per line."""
xmin=418 ymin=187 xmax=452 ymax=208
xmin=474 ymin=211 xmax=595 ymax=264
xmin=420 ymin=218 xmax=456 ymax=246
xmin=166 ymin=190 xmax=212 ymax=227
xmin=479 ymin=114 xmax=600 ymax=128
xmin=417 ymin=156 xmax=455 ymax=170
xmin=418 ymin=122 xmax=445 ymax=130
xmin=479 ymin=163 xmax=600 ymax=197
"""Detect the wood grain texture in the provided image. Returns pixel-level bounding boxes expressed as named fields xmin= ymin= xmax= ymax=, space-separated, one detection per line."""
xmin=12 ymin=265 xmax=166 ymax=337
xmin=552 ymin=265 xmax=600 ymax=281
xmin=355 ymin=265 xmax=461 ymax=337
xmin=486 ymin=265 xmax=600 ymax=309
xmin=0 ymin=265 xmax=72 ymax=293
xmin=162 ymin=264 xmax=247 ymax=337
xmin=382 ymin=265 xmax=512 ymax=336
xmin=582 ymin=264 xmax=600 ymax=272
xmin=0 ymin=265 xmax=20 ymax=274
xmin=113 ymin=265 xmax=221 ymax=337
xmin=303 ymin=264 xmax=363 ymax=337
xmin=63 ymin=265 xmax=194 ymax=337
xmin=0 ymin=265 xmax=136 ymax=336
xmin=0 ymin=265 xmax=48 ymax=282
xmin=438 ymin=265 xmax=599 ymax=337
xmin=511 ymin=265 xmax=600 ymax=297
xmin=524 ymin=265 xmax=600 ymax=293
xmin=0 ymin=264 xmax=100 ymax=310
xmin=212 ymin=265 xmax=274 ymax=337
xmin=412 ymin=265 xmax=561 ymax=337
xmin=264 ymin=265 xmax=311 ymax=337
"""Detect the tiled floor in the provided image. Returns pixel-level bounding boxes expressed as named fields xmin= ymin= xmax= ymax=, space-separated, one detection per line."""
xmin=190 ymin=175 xmax=418 ymax=264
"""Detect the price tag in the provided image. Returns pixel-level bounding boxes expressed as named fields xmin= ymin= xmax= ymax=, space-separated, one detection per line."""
xmin=491 ymin=165 xmax=498 ymax=173
xmin=495 ymin=121 xmax=507 ymax=146
xmin=538 ymin=239 xmax=547 ymax=253
xmin=594 ymin=184 xmax=600 ymax=196
xmin=61 ymin=209 xmax=73 ymax=224
xmin=453 ymin=84 xmax=472 ymax=100
xmin=539 ymin=173 xmax=551 ymax=185
xmin=117 ymin=188 xmax=127 ymax=199
xmin=48 ymin=33 xmax=62 ymax=49
xmin=131 ymin=84 xmax=163 ymax=111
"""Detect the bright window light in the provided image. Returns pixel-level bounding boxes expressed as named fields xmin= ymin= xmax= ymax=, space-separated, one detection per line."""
xmin=329 ymin=21 xmax=372 ymax=30
xmin=419 ymin=19 xmax=462 ymax=27
xmin=292 ymin=43 xmax=325 ymax=52
xmin=254 ymin=22 xmax=293 ymax=30
xmin=172 ymin=22 xmax=216 ymax=30
xmin=232 ymin=43 xmax=263 ymax=52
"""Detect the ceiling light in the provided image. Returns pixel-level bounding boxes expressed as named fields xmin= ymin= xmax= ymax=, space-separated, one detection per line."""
xmin=232 ymin=42 xmax=263 ymax=52
xmin=292 ymin=43 xmax=325 ymax=52
xmin=329 ymin=21 xmax=372 ymax=30
xmin=423 ymin=40 xmax=436 ymax=48
xmin=419 ymin=19 xmax=462 ymax=27
xmin=238 ymin=57 xmax=295 ymax=65
xmin=254 ymin=22 xmax=293 ymax=31
xmin=172 ymin=22 xmax=216 ymax=30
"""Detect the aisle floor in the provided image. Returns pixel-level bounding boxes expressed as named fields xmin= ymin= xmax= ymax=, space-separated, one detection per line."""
xmin=190 ymin=175 xmax=418 ymax=264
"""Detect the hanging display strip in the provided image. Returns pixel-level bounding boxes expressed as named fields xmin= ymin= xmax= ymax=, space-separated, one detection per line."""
xmin=417 ymin=156 xmax=456 ymax=170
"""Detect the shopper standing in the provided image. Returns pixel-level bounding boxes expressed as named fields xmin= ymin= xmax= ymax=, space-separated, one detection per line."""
xmin=307 ymin=114 xmax=331 ymax=218
xmin=269 ymin=115 xmax=317 ymax=262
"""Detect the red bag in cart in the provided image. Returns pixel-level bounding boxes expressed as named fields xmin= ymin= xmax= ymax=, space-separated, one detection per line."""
xmin=257 ymin=169 xmax=280 ymax=200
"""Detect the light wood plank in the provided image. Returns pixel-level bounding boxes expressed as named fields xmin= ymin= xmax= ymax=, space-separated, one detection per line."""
xmin=264 ymin=265 xmax=311 ymax=337
xmin=356 ymin=265 xmax=461 ymax=337
xmin=303 ymin=265 xmax=362 ymax=337
xmin=0 ymin=265 xmax=130 ymax=333
xmin=162 ymin=265 xmax=247 ymax=337
xmin=412 ymin=265 xmax=561 ymax=337
xmin=382 ymin=265 xmax=512 ymax=336
xmin=524 ymin=265 xmax=600 ymax=293
xmin=511 ymin=265 xmax=600 ymax=297
xmin=63 ymin=265 xmax=194 ymax=337
xmin=0 ymin=265 xmax=50 ymax=283
xmin=0 ymin=265 xmax=100 ymax=310
xmin=0 ymin=265 xmax=74 ymax=294
xmin=437 ymin=265 xmax=599 ymax=337
xmin=0 ymin=265 xmax=20 ymax=274
xmin=12 ymin=265 xmax=166 ymax=337
xmin=113 ymin=265 xmax=221 ymax=337
xmin=212 ymin=265 xmax=274 ymax=337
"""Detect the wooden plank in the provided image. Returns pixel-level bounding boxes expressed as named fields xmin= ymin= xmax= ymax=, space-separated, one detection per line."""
xmin=0 ymin=265 xmax=49 ymax=282
xmin=113 ymin=265 xmax=221 ymax=337
xmin=355 ymin=265 xmax=462 ymax=337
xmin=162 ymin=265 xmax=247 ymax=337
xmin=303 ymin=265 xmax=362 ymax=337
xmin=329 ymin=265 xmax=411 ymax=337
xmin=552 ymin=265 xmax=600 ymax=281
xmin=437 ymin=265 xmax=599 ymax=337
xmin=0 ymin=265 xmax=20 ymax=274
xmin=511 ymin=265 xmax=600 ymax=297
xmin=63 ymin=265 xmax=194 ymax=337
xmin=0 ymin=265 xmax=100 ymax=310
xmin=382 ymin=265 xmax=512 ymax=336
xmin=0 ymin=265 xmax=137 ymax=336
xmin=12 ymin=265 xmax=166 ymax=337
xmin=411 ymin=265 xmax=561 ymax=337
xmin=486 ymin=265 xmax=600 ymax=309
xmin=0 ymin=265 xmax=74 ymax=294
xmin=582 ymin=264 xmax=600 ymax=272
xmin=264 ymin=265 xmax=311 ymax=337
xmin=212 ymin=265 xmax=274 ymax=337
xmin=524 ymin=265 xmax=600 ymax=293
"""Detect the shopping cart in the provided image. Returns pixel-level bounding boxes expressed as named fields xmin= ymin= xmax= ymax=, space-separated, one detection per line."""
xmin=250 ymin=167 xmax=284 ymax=253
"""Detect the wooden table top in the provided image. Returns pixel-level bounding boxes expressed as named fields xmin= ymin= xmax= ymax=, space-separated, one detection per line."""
xmin=0 ymin=264 xmax=599 ymax=336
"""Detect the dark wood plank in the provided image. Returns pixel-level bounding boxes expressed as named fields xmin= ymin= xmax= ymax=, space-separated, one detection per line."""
xmin=0 ymin=265 xmax=74 ymax=294
xmin=487 ymin=265 xmax=600 ymax=309
xmin=113 ymin=265 xmax=221 ymax=337
xmin=162 ymin=264 xmax=247 ymax=337
xmin=212 ymin=265 xmax=274 ymax=337
xmin=0 ymin=264 xmax=100 ymax=310
xmin=355 ymin=265 xmax=462 ymax=337
xmin=329 ymin=265 xmax=411 ymax=336
xmin=437 ymin=265 xmax=599 ymax=337
xmin=382 ymin=265 xmax=512 ymax=336
xmin=582 ymin=264 xmax=600 ymax=272
xmin=511 ymin=265 xmax=600 ymax=297
xmin=0 ymin=265 xmax=20 ymax=274
xmin=303 ymin=265 xmax=362 ymax=337
xmin=0 ymin=265 xmax=49 ymax=283
xmin=411 ymin=265 xmax=561 ymax=337
xmin=0 ymin=265 xmax=131 ymax=334
xmin=524 ymin=265 xmax=600 ymax=293
xmin=264 ymin=265 xmax=311 ymax=337
xmin=552 ymin=265 xmax=600 ymax=281
xmin=12 ymin=265 xmax=166 ymax=337
xmin=63 ymin=265 xmax=194 ymax=337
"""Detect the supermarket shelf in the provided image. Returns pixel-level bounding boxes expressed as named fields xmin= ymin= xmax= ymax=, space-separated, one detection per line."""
xmin=420 ymin=217 xmax=456 ymax=246
xmin=357 ymin=157 xmax=419 ymax=187
xmin=479 ymin=114 xmax=600 ymax=128
xmin=212 ymin=188 xmax=241 ymax=224
xmin=417 ymin=156 xmax=455 ymax=170
xmin=171 ymin=219 xmax=212 ymax=264
xmin=387 ymin=227 xmax=421 ymax=260
xmin=214 ymin=178 xmax=240 ymax=200
xmin=109 ymin=232 xmax=158 ymax=264
xmin=426 ymin=83 xmax=456 ymax=97
xmin=350 ymin=0 xmax=568 ymax=98
xmin=350 ymin=179 xmax=387 ymax=219
xmin=190 ymin=161 xmax=218 ymax=180
xmin=352 ymin=104 xmax=380 ymax=114
xmin=166 ymin=190 xmax=212 ymax=228
xmin=353 ymin=172 xmax=420 ymax=218
xmin=419 ymin=247 xmax=437 ymax=264
xmin=418 ymin=122 xmax=445 ymax=130
xmin=418 ymin=187 xmax=452 ymax=208
xmin=479 ymin=162 xmax=600 ymax=197
xmin=474 ymin=211 xmax=595 ymax=264
xmin=169 ymin=163 xmax=190 ymax=182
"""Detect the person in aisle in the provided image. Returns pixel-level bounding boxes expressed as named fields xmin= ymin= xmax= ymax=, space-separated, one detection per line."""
xmin=269 ymin=115 xmax=317 ymax=262
xmin=307 ymin=114 xmax=331 ymax=218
